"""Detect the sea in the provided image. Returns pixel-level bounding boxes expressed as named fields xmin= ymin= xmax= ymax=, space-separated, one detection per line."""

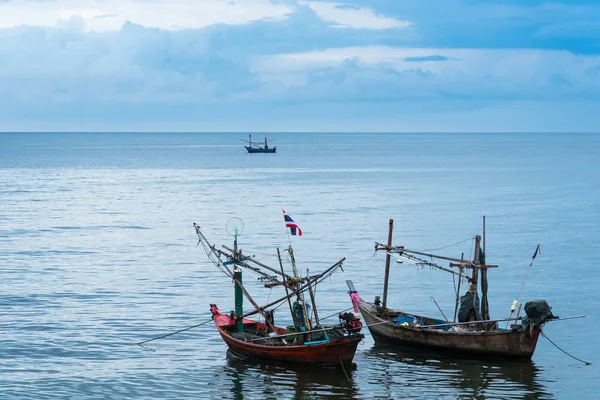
xmin=0 ymin=132 xmax=599 ymax=399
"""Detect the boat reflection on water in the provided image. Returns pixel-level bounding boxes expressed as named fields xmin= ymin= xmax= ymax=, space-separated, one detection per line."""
xmin=223 ymin=350 xmax=360 ymax=400
xmin=363 ymin=344 xmax=552 ymax=399
xmin=213 ymin=345 xmax=552 ymax=399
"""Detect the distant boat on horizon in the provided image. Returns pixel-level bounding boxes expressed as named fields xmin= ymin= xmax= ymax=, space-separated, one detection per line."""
xmin=240 ymin=134 xmax=277 ymax=153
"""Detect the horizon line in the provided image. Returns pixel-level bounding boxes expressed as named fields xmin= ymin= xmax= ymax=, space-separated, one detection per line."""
xmin=1 ymin=131 xmax=598 ymax=134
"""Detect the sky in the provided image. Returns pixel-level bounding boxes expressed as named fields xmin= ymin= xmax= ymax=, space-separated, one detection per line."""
xmin=0 ymin=0 xmax=599 ymax=132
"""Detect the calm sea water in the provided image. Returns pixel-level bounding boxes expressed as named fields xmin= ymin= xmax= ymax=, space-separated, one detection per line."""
xmin=1 ymin=132 xmax=599 ymax=399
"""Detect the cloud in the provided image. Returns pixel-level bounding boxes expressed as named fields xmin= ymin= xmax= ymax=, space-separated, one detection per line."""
xmin=255 ymin=46 xmax=600 ymax=102
xmin=0 ymin=0 xmax=293 ymax=31
xmin=309 ymin=0 xmax=600 ymax=54
xmin=299 ymin=1 xmax=410 ymax=29
xmin=403 ymin=55 xmax=454 ymax=62
xmin=0 ymin=0 xmax=598 ymax=131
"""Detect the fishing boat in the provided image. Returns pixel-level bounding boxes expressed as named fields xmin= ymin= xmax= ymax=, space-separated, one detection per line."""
xmin=193 ymin=214 xmax=363 ymax=369
xmin=348 ymin=218 xmax=559 ymax=359
xmin=241 ymin=134 xmax=276 ymax=153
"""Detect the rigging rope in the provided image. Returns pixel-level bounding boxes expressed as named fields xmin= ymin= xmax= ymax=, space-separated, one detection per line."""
xmin=320 ymin=307 xmax=354 ymax=321
xmin=424 ymin=236 xmax=476 ymax=252
xmin=515 ymin=244 xmax=541 ymax=303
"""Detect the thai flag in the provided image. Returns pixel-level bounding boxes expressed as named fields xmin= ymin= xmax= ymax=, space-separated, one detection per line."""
xmin=283 ymin=210 xmax=302 ymax=236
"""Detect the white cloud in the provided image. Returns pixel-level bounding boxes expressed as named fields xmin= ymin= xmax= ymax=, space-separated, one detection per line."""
xmin=0 ymin=1 xmax=598 ymax=132
xmin=0 ymin=0 xmax=293 ymax=32
xmin=255 ymin=46 xmax=600 ymax=98
xmin=299 ymin=1 xmax=409 ymax=29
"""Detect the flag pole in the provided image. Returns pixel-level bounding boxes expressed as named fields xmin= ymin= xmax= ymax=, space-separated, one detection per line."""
xmin=281 ymin=210 xmax=312 ymax=332
xmin=506 ymin=244 xmax=541 ymax=326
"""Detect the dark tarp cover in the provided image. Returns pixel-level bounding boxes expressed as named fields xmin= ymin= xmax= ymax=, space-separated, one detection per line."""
xmin=458 ymin=291 xmax=483 ymax=323
xmin=521 ymin=300 xmax=557 ymax=332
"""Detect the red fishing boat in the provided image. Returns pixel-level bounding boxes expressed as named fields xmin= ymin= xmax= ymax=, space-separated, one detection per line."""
xmin=194 ymin=214 xmax=363 ymax=369
xmin=209 ymin=304 xmax=362 ymax=368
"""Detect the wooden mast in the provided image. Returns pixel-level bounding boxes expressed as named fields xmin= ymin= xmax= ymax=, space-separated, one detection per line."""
xmin=469 ymin=235 xmax=482 ymax=292
xmin=382 ymin=218 xmax=394 ymax=311
xmin=277 ymin=248 xmax=296 ymax=329
xmin=306 ymin=268 xmax=320 ymax=325
xmin=480 ymin=215 xmax=490 ymax=320
xmin=453 ymin=252 xmax=464 ymax=323
xmin=288 ymin=245 xmax=312 ymax=330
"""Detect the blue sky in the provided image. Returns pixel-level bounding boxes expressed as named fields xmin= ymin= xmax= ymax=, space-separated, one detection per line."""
xmin=0 ymin=0 xmax=599 ymax=132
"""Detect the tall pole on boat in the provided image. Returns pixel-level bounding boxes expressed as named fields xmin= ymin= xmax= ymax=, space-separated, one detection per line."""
xmin=234 ymin=267 xmax=244 ymax=332
xmin=277 ymin=248 xmax=296 ymax=329
xmin=469 ymin=235 xmax=482 ymax=293
xmin=289 ymin=245 xmax=312 ymax=330
xmin=306 ymin=268 xmax=320 ymax=325
xmin=481 ymin=216 xmax=490 ymax=320
xmin=382 ymin=219 xmax=394 ymax=311
xmin=483 ymin=216 xmax=486 ymax=255
xmin=453 ymin=253 xmax=464 ymax=323
xmin=233 ymin=227 xmax=244 ymax=332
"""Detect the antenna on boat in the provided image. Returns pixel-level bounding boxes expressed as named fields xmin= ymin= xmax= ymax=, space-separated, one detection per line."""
xmin=226 ymin=217 xmax=245 ymax=238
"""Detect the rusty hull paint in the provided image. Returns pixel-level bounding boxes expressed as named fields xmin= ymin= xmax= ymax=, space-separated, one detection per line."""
xmin=212 ymin=310 xmax=361 ymax=368
xmin=358 ymin=302 xmax=540 ymax=358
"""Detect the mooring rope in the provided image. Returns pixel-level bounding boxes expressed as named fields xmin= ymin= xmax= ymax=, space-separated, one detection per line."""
xmin=337 ymin=344 xmax=352 ymax=382
xmin=540 ymin=331 xmax=591 ymax=365
xmin=137 ymin=318 xmax=213 ymax=347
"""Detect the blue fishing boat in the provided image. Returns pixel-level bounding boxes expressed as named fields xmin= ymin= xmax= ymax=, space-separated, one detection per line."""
xmin=241 ymin=134 xmax=276 ymax=153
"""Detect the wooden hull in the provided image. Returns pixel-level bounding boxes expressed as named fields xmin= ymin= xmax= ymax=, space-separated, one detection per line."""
xmin=212 ymin=309 xmax=361 ymax=368
xmin=245 ymin=146 xmax=276 ymax=153
xmin=357 ymin=302 xmax=540 ymax=358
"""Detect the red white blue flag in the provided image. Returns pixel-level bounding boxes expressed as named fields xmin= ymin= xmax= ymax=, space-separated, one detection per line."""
xmin=283 ymin=210 xmax=302 ymax=236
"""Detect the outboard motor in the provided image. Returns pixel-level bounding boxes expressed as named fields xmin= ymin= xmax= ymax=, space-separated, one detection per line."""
xmin=339 ymin=312 xmax=363 ymax=332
